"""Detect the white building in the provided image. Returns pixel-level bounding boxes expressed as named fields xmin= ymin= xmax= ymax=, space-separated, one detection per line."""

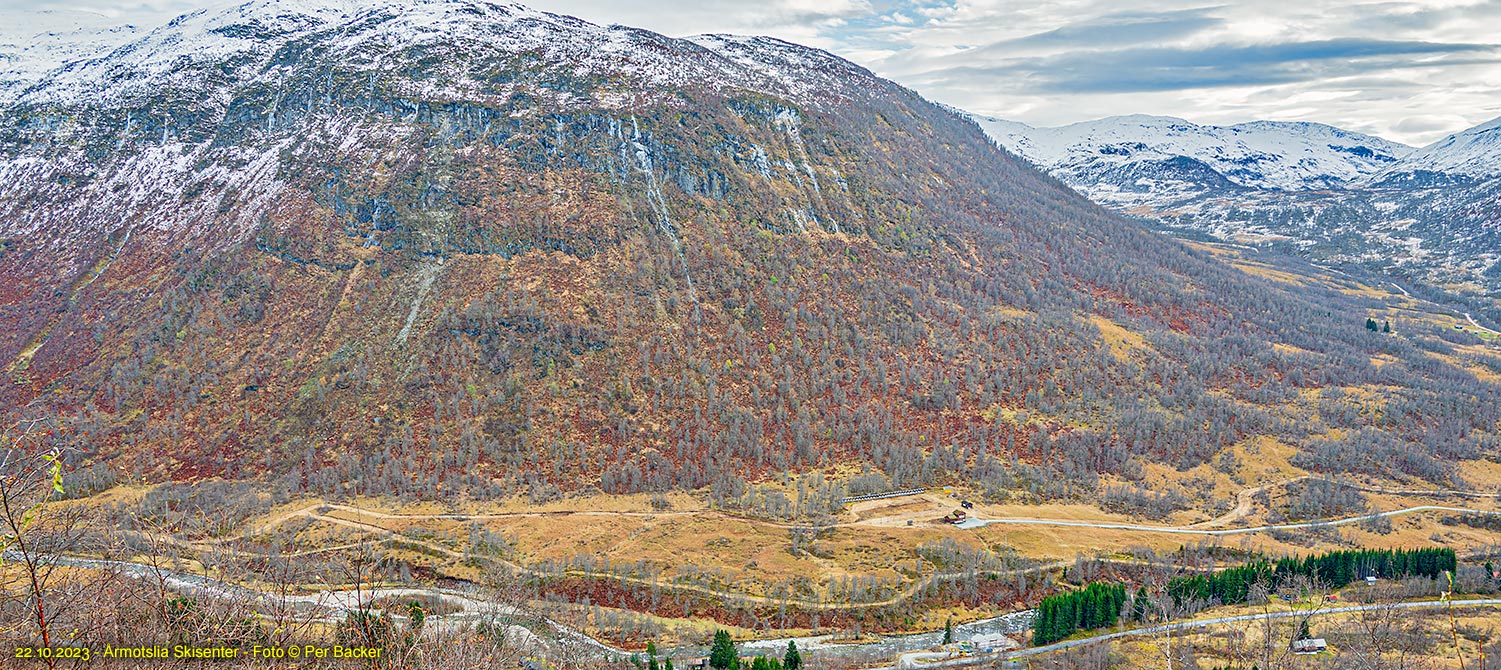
xmin=1291 ymin=638 xmax=1328 ymax=654
xmin=971 ymin=633 xmax=1017 ymax=653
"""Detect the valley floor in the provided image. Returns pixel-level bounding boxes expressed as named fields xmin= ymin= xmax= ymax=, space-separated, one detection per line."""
xmin=23 ymin=461 xmax=1501 ymax=667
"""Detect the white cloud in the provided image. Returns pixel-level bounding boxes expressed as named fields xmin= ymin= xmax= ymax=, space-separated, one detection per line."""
xmin=855 ymin=0 xmax=1501 ymax=144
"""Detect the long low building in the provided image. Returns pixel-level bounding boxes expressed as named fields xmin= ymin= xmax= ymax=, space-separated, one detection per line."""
xmin=971 ymin=633 xmax=1018 ymax=653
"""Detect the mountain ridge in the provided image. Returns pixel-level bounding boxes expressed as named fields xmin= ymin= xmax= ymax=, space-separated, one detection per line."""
xmin=973 ymin=111 xmax=1501 ymax=297
xmin=1 ymin=0 xmax=890 ymax=112
xmin=972 ymin=113 xmax=1414 ymax=192
xmin=1365 ymin=114 xmax=1501 ymax=187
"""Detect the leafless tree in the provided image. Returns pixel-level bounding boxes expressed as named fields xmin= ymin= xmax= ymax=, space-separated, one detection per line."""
xmin=1335 ymin=596 xmax=1440 ymax=670
xmin=1035 ymin=642 xmax=1120 ymax=670
xmin=1 ymin=416 xmax=78 ymax=668
xmin=1141 ymin=580 xmax=1197 ymax=670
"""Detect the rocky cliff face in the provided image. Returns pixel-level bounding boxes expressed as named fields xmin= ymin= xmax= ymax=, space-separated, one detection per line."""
xmin=3 ymin=0 xmax=1496 ymax=499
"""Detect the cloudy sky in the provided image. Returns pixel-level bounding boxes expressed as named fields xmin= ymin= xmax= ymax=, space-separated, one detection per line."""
xmin=10 ymin=0 xmax=1501 ymax=145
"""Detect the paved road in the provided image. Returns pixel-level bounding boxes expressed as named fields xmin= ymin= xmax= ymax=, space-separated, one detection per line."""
xmin=1464 ymin=312 xmax=1500 ymax=336
xmin=20 ymin=549 xmax=1501 ymax=670
xmin=960 ymin=504 xmax=1501 ymax=536
xmin=880 ymin=598 xmax=1501 ymax=669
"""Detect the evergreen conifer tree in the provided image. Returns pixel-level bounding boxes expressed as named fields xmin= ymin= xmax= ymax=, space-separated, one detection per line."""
xmin=709 ymin=630 xmax=738 ymax=669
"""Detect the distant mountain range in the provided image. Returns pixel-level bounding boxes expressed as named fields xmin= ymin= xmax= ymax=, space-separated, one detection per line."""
xmin=977 ymin=114 xmax=1413 ymax=192
xmin=971 ymin=113 xmax=1501 ymax=299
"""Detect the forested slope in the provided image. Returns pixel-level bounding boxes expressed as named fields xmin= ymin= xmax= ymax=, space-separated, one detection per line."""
xmin=1 ymin=0 xmax=1497 ymax=505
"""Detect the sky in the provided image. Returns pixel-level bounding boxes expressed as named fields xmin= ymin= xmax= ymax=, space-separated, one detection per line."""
xmin=8 ymin=0 xmax=1501 ymax=145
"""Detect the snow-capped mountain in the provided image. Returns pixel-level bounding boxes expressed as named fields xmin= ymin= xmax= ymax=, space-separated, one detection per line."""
xmin=2 ymin=0 xmax=884 ymax=112
xmin=971 ymin=112 xmax=1501 ymax=297
xmin=976 ymin=114 xmax=1413 ymax=193
xmin=1366 ymin=116 xmax=1501 ymax=188
xmin=9 ymin=0 xmax=1387 ymax=489
xmin=0 ymin=0 xmax=895 ymax=254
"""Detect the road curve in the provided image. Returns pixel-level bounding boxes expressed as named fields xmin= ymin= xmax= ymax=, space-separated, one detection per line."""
xmin=1463 ymin=312 xmax=1499 ymax=335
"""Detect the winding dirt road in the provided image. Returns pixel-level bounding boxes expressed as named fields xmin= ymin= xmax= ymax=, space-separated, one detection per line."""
xmin=1186 ymin=476 xmax=1309 ymax=529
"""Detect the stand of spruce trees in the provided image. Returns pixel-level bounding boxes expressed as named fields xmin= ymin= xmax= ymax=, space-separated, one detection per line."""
xmin=1166 ymin=546 xmax=1456 ymax=609
xmin=1032 ymin=547 xmax=1455 ymax=645
xmin=1032 ymin=583 xmax=1128 ymax=645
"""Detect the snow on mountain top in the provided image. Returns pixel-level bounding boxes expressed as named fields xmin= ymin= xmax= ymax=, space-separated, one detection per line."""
xmin=687 ymin=33 xmax=884 ymax=101
xmin=4 ymin=0 xmax=878 ymax=110
xmin=0 ymin=9 xmax=146 ymax=99
xmin=1367 ymin=115 xmax=1501 ymax=185
xmin=18 ymin=1 xmax=642 ymax=105
xmin=1230 ymin=120 xmax=1364 ymax=136
xmin=1079 ymin=113 xmax=1193 ymax=127
xmin=970 ymin=113 xmax=1413 ymax=191
xmin=1475 ymin=115 xmax=1501 ymax=133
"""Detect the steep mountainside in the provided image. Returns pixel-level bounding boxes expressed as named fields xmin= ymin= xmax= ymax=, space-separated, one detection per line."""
xmin=978 ymin=114 xmax=1501 ymax=303
xmin=3 ymin=0 xmax=1498 ymax=503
